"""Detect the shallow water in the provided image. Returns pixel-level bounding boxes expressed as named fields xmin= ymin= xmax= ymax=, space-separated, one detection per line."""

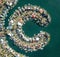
xmin=5 ymin=0 xmax=60 ymax=57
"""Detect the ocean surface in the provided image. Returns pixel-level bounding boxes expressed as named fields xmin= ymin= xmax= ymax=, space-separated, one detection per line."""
xmin=5 ymin=0 xmax=60 ymax=57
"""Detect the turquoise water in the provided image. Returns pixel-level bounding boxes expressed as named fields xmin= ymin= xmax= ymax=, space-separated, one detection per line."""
xmin=5 ymin=0 xmax=60 ymax=57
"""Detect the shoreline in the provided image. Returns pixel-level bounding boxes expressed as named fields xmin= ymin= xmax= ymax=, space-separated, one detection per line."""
xmin=6 ymin=4 xmax=51 ymax=52
xmin=0 ymin=0 xmax=28 ymax=57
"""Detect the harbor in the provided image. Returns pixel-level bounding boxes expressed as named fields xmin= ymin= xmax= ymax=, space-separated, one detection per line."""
xmin=0 ymin=34 xmax=26 ymax=57
xmin=0 ymin=0 xmax=27 ymax=57
xmin=6 ymin=4 xmax=51 ymax=52
xmin=0 ymin=0 xmax=60 ymax=57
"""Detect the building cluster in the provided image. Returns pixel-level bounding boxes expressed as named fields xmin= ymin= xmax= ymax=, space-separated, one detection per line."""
xmin=6 ymin=4 xmax=51 ymax=52
xmin=0 ymin=0 xmax=28 ymax=57
xmin=0 ymin=35 xmax=25 ymax=57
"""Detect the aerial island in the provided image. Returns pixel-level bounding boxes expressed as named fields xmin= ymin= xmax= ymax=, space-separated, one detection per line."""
xmin=0 ymin=0 xmax=27 ymax=57
xmin=0 ymin=0 xmax=51 ymax=57
xmin=6 ymin=4 xmax=51 ymax=52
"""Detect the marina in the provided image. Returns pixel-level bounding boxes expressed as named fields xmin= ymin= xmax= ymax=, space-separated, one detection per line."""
xmin=0 ymin=0 xmax=27 ymax=57
xmin=0 ymin=35 xmax=26 ymax=57
xmin=0 ymin=0 xmax=60 ymax=57
xmin=6 ymin=4 xmax=51 ymax=52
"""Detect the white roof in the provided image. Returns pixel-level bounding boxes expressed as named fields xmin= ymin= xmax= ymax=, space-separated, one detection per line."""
xmin=1 ymin=39 xmax=3 ymax=42
xmin=10 ymin=2 xmax=12 ymax=6
xmin=18 ymin=22 xmax=22 ymax=26
xmin=7 ymin=2 xmax=12 ymax=6
xmin=8 ymin=33 xmax=13 ymax=36
xmin=28 ymin=7 xmax=30 ymax=9
xmin=10 ymin=20 xmax=14 ymax=23
xmin=1 ymin=39 xmax=4 ymax=43
xmin=23 ymin=37 xmax=29 ymax=42
xmin=36 ymin=37 xmax=39 ymax=41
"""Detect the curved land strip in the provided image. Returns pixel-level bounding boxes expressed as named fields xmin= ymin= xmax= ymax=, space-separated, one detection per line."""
xmin=6 ymin=4 xmax=51 ymax=52
xmin=0 ymin=0 xmax=27 ymax=57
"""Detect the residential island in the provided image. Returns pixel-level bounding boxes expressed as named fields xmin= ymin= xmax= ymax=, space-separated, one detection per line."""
xmin=0 ymin=0 xmax=27 ymax=57
xmin=0 ymin=0 xmax=51 ymax=56
xmin=6 ymin=4 xmax=51 ymax=52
